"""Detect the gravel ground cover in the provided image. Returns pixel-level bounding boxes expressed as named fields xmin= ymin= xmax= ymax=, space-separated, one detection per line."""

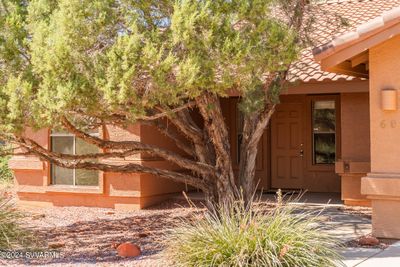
xmin=2 ymin=199 xmax=205 ymax=267
xmin=0 ymin=192 xmax=377 ymax=267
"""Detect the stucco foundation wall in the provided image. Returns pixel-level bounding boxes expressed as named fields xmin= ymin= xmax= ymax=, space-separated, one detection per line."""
xmin=338 ymin=92 xmax=371 ymax=205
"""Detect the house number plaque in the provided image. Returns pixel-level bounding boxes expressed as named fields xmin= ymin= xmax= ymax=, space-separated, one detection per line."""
xmin=380 ymin=120 xmax=398 ymax=128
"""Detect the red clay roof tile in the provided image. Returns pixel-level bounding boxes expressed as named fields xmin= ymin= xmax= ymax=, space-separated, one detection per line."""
xmin=290 ymin=0 xmax=400 ymax=83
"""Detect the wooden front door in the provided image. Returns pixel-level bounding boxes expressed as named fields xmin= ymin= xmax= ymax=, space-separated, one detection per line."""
xmin=271 ymin=102 xmax=304 ymax=189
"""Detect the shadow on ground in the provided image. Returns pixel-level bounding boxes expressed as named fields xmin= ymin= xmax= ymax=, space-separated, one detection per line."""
xmin=7 ymin=194 xmax=372 ymax=266
xmin=11 ymin=200 xmax=205 ymax=266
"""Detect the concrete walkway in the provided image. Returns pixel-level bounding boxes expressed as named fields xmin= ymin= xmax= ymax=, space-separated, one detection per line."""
xmin=340 ymin=242 xmax=400 ymax=266
xmin=176 ymin=191 xmax=372 ymax=243
xmin=176 ymin=192 xmax=400 ymax=266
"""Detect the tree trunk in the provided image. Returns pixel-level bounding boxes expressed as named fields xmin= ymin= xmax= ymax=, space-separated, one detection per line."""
xmin=196 ymin=92 xmax=238 ymax=206
xmin=238 ymin=104 xmax=276 ymax=205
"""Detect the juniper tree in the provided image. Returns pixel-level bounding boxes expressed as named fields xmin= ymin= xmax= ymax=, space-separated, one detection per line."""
xmin=0 ymin=0 xmax=336 ymax=206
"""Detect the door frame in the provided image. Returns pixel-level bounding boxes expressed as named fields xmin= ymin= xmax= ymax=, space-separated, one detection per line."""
xmin=270 ymin=95 xmax=306 ymax=190
xmin=269 ymin=94 xmax=341 ymax=190
xmin=305 ymin=94 xmax=341 ymax=173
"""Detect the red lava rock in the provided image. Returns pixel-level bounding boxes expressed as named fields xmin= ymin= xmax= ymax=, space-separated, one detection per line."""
xmin=117 ymin=242 xmax=141 ymax=257
xmin=358 ymin=236 xmax=380 ymax=246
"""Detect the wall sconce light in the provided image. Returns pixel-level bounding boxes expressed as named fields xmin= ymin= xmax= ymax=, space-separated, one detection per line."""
xmin=381 ymin=89 xmax=398 ymax=111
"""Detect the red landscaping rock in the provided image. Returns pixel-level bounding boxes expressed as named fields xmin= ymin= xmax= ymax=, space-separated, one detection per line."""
xmin=358 ymin=236 xmax=380 ymax=246
xmin=116 ymin=242 xmax=141 ymax=257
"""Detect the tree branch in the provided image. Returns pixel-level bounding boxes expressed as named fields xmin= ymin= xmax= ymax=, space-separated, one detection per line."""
xmin=139 ymin=119 xmax=196 ymax=158
xmin=19 ymin=141 xmax=208 ymax=192
xmin=138 ymin=101 xmax=196 ymax=121
xmin=59 ymin=116 xmax=215 ymax=176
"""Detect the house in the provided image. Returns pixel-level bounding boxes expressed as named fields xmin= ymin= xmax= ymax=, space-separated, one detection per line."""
xmin=9 ymin=0 xmax=400 ymax=238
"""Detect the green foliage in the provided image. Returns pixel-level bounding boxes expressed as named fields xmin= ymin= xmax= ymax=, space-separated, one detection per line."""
xmin=0 ymin=0 xmax=305 ymax=133
xmin=165 ymin=194 xmax=342 ymax=267
xmin=0 ymin=198 xmax=35 ymax=249
xmin=0 ymin=156 xmax=13 ymax=186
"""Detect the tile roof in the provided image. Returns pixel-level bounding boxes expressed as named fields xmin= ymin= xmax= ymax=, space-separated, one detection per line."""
xmin=289 ymin=0 xmax=400 ymax=83
xmin=313 ymin=6 xmax=400 ymax=60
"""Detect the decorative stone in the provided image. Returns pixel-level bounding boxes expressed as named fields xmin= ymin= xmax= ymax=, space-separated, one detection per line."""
xmin=358 ymin=236 xmax=380 ymax=246
xmin=117 ymin=242 xmax=141 ymax=257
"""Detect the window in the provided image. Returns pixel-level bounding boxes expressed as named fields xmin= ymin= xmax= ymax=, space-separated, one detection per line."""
xmin=312 ymin=100 xmax=336 ymax=164
xmin=50 ymin=130 xmax=100 ymax=186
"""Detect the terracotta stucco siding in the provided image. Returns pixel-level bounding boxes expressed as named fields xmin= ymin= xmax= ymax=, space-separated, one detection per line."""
xmin=369 ymin=34 xmax=400 ymax=173
xmin=17 ymin=192 xmax=141 ymax=209
xmin=12 ymin=124 xmax=189 ymax=210
xmin=14 ymin=170 xmax=45 ymax=187
xmin=338 ymin=92 xmax=371 ymax=206
xmin=341 ymin=92 xmax=371 ymax=162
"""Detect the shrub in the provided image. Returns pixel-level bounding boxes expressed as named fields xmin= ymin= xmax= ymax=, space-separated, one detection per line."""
xmin=0 ymin=156 xmax=13 ymax=186
xmin=0 ymin=198 xmax=34 ymax=249
xmin=165 ymin=193 xmax=343 ymax=267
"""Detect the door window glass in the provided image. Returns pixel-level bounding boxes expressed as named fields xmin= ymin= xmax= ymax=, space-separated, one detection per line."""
xmin=312 ymin=100 xmax=336 ymax=164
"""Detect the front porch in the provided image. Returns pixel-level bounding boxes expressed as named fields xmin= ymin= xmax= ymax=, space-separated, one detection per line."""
xmin=222 ymin=89 xmax=371 ymax=207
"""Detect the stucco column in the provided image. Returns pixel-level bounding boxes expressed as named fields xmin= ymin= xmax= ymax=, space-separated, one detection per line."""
xmin=361 ymin=35 xmax=400 ymax=238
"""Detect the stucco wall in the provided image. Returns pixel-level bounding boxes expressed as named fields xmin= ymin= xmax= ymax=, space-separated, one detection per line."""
xmin=338 ymin=92 xmax=371 ymax=206
xmin=361 ymin=34 xmax=400 ymax=238
xmin=369 ymin=34 xmax=400 ymax=173
xmin=11 ymin=124 xmax=187 ymax=210
xmin=341 ymin=92 xmax=370 ymax=162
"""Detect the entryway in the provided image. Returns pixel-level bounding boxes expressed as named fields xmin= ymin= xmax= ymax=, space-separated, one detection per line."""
xmin=270 ymin=94 xmax=340 ymax=192
xmin=271 ymin=102 xmax=304 ymax=189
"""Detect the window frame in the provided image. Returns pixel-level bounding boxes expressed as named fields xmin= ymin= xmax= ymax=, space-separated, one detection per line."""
xmin=49 ymin=130 xmax=101 ymax=188
xmin=306 ymin=94 xmax=341 ymax=172
xmin=311 ymin=99 xmax=336 ymax=165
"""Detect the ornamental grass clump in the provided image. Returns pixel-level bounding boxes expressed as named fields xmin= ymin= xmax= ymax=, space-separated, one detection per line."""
xmin=165 ymin=193 xmax=343 ymax=267
xmin=0 ymin=198 xmax=35 ymax=249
